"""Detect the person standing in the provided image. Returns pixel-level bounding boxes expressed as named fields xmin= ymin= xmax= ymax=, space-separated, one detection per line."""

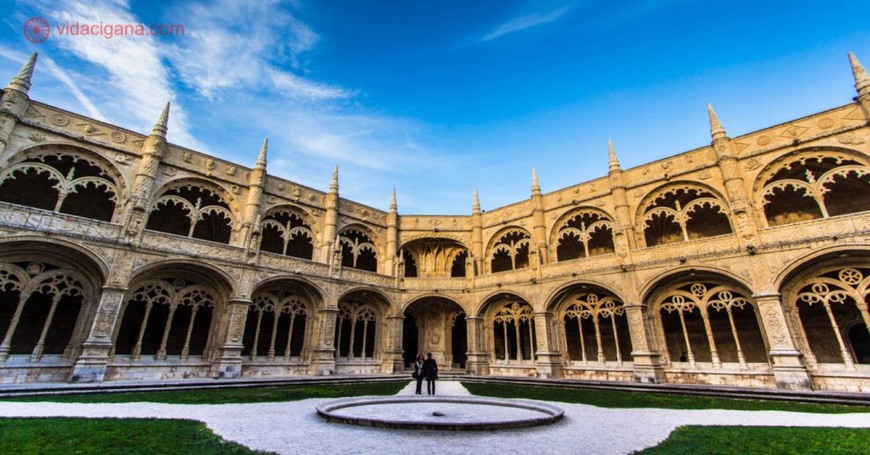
xmin=413 ymin=354 xmax=424 ymax=395
xmin=421 ymin=352 xmax=438 ymax=395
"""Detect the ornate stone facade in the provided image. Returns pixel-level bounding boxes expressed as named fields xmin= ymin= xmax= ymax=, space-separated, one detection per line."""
xmin=0 ymin=52 xmax=869 ymax=391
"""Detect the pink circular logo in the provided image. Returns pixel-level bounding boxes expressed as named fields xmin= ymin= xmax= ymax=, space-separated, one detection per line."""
xmin=24 ymin=17 xmax=50 ymax=44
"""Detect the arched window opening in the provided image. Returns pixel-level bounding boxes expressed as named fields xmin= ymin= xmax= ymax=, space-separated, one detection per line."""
xmin=333 ymin=301 xmax=378 ymax=360
xmin=402 ymin=249 xmax=418 ymax=278
xmin=241 ymin=290 xmax=308 ymax=361
xmin=491 ymin=302 xmax=536 ymax=362
xmin=561 ymin=292 xmax=630 ymax=365
xmin=490 ymin=230 xmax=531 ymax=273
xmin=556 ymin=212 xmax=615 ymax=261
xmin=643 ymin=187 xmax=732 ymax=247
xmin=401 ymin=238 xmax=468 ymax=278
xmin=260 ymin=211 xmax=315 ymax=260
xmin=760 ymin=155 xmax=870 ymax=226
xmin=339 ymin=229 xmax=377 ymax=272
xmin=146 ymin=184 xmax=233 ymax=243
xmin=0 ymin=262 xmax=87 ymax=362
xmin=114 ymin=279 xmax=215 ymax=361
xmin=0 ymin=154 xmax=118 ymax=222
xmin=657 ymin=281 xmax=765 ymax=368
xmin=793 ymin=266 xmax=870 ymax=368
xmin=451 ymin=250 xmax=468 ymax=278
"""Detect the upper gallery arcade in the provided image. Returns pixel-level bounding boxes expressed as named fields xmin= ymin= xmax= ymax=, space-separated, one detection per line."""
xmin=0 ymin=52 xmax=868 ymax=392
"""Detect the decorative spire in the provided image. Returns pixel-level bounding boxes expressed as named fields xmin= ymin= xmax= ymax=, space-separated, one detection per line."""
xmin=531 ymin=167 xmax=541 ymax=196
xmin=607 ymin=139 xmax=621 ymax=173
xmin=7 ymin=53 xmax=37 ymax=94
xmin=330 ymin=165 xmax=339 ymax=193
xmin=707 ymin=103 xmax=727 ymax=139
xmin=848 ymin=52 xmax=870 ymax=97
xmin=389 ymin=188 xmax=397 ymax=212
xmin=151 ymin=102 xmax=170 ymax=137
xmin=472 ymin=188 xmax=481 ymax=214
xmin=256 ymin=137 xmax=268 ymax=168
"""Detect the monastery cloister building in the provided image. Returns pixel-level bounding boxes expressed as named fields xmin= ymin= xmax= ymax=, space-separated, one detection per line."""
xmin=0 ymin=53 xmax=869 ymax=391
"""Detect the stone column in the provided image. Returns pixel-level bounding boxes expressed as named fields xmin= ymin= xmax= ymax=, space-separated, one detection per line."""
xmin=532 ymin=311 xmax=562 ymax=378
xmin=465 ymin=316 xmax=489 ymax=375
xmin=754 ymin=292 xmax=813 ymax=390
xmin=210 ymin=298 xmax=250 ymax=379
xmin=382 ymin=313 xmax=405 ymax=373
xmin=309 ymin=307 xmax=339 ymax=375
xmin=69 ymin=285 xmax=127 ymax=383
xmin=623 ymin=302 xmax=665 ymax=383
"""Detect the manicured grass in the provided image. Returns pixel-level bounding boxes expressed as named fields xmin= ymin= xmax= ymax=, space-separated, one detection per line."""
xmin=4 ymin=381 xmax=406 ymax=404
xmin=0 ymin=418 xmax=269 ymax=454
xmin=462 ymin=382 xmax=869 ymax=413
xmin=636 ymin=426 xmax=870 ymax=454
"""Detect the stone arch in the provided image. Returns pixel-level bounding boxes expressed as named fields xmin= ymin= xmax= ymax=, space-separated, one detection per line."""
xmin=753 ymin=148 xmax=870 ymax=227
xmin=478 ymin=292 xmax=537 ymax=364
xmin=0 ymin=143 xmax=127 ymax=223
xmin=646 ymin=271 xmax=767 ymax=368
xmin=242 ymin=278 xmax=322 ymax=364
xmin=0 ymin=240 xmax=104 ymax=363
xmin=639 ymin=265 xmax=752 ymax=304
xmin=548 ymin=207 xmax=616 ymax=261
xmin=113 ymin=262 xmax=232 ymax=362
xmin=334 ymin=289 xmax=392 ymax=365
xmin=403 ymin=295 xmax=467 ymax=369
xmin=637 ymin=181 xmax=733 ymax=247
xmin=485 ymin=226 xmax=533 ymax=273
xmin=146 ymin=178 xmax=238 ymax=244
xmin=400 ymin=237 xmax=469 ymax=278
xmin=338 ymin=224 xmax=379 ymax=272
xmin=546 ymin=282 xmax=631 ymax=366
xmin=779 ymin=250 xmax=870 ymax=368
xmin=260 ymin=205 xmax=316 ymax=260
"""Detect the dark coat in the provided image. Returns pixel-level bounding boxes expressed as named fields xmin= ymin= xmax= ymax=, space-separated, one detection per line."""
xmin=421 ymin=357 xmax=438 ymax=380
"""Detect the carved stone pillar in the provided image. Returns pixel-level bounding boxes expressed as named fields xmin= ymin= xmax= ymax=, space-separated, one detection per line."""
xmin=623 ymin=302 xmax=665 ymax=383
xmin=69 ymin=285 xmax=127 ymax=383
xmin=465 ymin=316 xmax=489 ymax=375
xmin=309 ymin=307 xmax=339 ymax=375
xmin=383 ymin=313 xmax=405 ymax=373
xmin=754 ymin=292 xmax=813 ymax=390
xmin=532 ymin=311 xmax=562 ymax=378
xmin=210 ymin=298 xmax=249 ymax=379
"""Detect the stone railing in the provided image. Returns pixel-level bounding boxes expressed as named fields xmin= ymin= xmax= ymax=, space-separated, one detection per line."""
xmin=0 ymin=201 xmax=122 ymax=241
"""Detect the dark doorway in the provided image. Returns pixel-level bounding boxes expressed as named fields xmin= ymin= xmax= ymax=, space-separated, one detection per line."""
xmin=452 ymin=313 xmax=467 ymax=368
xmin=402 ymin=311 xmax=418 ymax=368
xmin=849 ymin=324 xmax=870 ymax=364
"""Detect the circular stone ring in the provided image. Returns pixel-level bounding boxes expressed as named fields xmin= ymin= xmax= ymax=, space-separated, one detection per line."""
xmin=316 ymin=396 xmax=564 ymax=431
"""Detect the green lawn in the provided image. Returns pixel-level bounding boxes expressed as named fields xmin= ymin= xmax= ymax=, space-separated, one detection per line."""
xmin=461 ymin=382 xmax=869 ymax=413
xmin=3 ymin=381 xmax=406 ymax=404
xmin=0 ymin=418 xmax=270 ymax=454
xmin=637 ymin=426 xmax=870 ymax=454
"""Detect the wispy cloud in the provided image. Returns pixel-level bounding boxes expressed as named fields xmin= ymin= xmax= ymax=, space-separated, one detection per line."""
xmin=27 ymin=0 xmax=202 ymax=149
xmin=0 ymin=46 xmax=105 ymax=121
xmin=481 ymin=5 xmax=572 ymax=42
xmin=165 ymin=0 xmax=349 ymax=101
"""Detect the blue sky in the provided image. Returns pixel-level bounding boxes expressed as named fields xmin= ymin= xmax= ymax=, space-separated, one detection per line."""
xmin=1 ymin=0 xmax=869 ymax=214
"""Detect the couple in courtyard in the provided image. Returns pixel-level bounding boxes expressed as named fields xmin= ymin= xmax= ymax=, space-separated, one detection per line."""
xmin=412 ymin=353 xmax=438 ymax=395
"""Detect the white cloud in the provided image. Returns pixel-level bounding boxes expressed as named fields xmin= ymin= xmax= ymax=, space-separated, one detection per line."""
xmin=481 ymin=5 xmax=572 ymax=42
xmin=165 ymin=0 xmax=347 ymax=101
xmin=27 ymin=0 xmax=202 ymax=149
xmin=0 ymin=46 xmax=105 ymax=121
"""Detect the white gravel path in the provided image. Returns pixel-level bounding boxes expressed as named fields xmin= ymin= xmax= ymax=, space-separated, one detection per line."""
xmin=1 ymin=381 xmax=868 ymax=454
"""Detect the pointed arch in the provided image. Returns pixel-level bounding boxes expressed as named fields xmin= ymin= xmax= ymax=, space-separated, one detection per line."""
xmin=486 ymin=227 xmax=532 ymax=273
xmin=754 ymin=149 xmax=870 ymax=227
xmin=0 ymin=144 xmax=126 ymax=223
xmin=146 ymin=179 xmax=237 ymax=244
xmin=549 ymin=207 xmax=616 ymax=261
xmin=637 ymin=182 xmax=733 ymax=247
